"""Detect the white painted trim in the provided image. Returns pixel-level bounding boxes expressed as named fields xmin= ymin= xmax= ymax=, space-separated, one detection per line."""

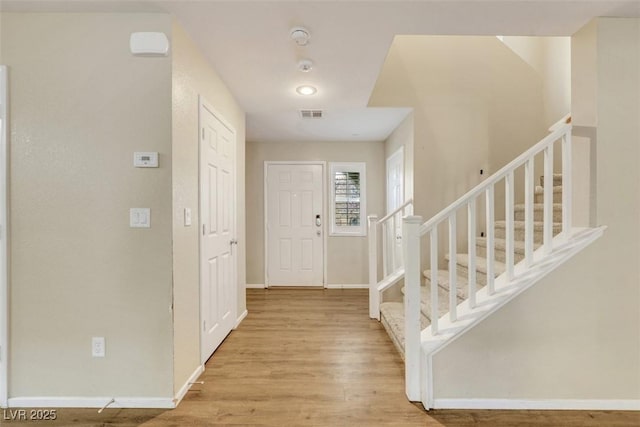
xmin=432 ymin=399 xmax=640 ymax=411
xmin=234 ymin=309 xmax=248 ymax=329
xmin=245 ymin=283 xmax=266 ymax=289
xmin=173 ymin=364 xmax=204 ymax=407
xmin=264 ymin=161 xmax=327 ymax=288
xmin=8 ymin=397 xmax=175 ymax=409
xmin=0 ymin=65 xmax=8 ymax=408
xmin=325 ymin=284 xmax=368 ymax=289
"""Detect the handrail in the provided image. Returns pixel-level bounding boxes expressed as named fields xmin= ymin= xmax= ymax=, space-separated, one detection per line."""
xmin=378 ymin=198 xmax=414 ymax=224
xmin=548 ymin=113 xmax=571 ymax=132
xmin=418 ymin=123 xmax=571 ymax=235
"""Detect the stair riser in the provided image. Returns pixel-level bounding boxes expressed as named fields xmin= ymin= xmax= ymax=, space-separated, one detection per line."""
xmin=495 ymin=225 xmax=560 ymax=243
xmin=534 ymin=191 xmax=562 ymax=203
xmin=476 ymin=244 xmax=525 ymax=264
xmin=514 ymin=208 xmax=562 ymax=222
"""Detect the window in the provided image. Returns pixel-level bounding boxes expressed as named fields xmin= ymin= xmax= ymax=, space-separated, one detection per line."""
xmin=330 ymin=162 xmax=366 ymax=236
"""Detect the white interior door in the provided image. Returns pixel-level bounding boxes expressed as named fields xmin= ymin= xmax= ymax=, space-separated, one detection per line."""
xmin=266 ymin=163 xmax=324 ymax=286
xmin=199 ymin=99 xmax=236 ymax=364
xmin=386 ymin=147 xmax=404 ymax=272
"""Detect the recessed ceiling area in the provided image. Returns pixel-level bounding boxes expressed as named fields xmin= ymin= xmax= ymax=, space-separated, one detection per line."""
xmin=3 ymin=1 xmax=639 ymax=142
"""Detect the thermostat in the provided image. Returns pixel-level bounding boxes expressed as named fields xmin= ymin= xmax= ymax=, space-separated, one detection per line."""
xmin=134 ymin=152 xmax=158 ymax=168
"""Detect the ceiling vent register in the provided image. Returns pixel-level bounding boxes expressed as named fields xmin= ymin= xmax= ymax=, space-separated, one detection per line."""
xmin=300 ymin=109 xmax=324 ymax=119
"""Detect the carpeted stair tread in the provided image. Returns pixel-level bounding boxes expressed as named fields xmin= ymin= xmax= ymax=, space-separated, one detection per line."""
xmin=446 ymin=253 xmax=506 ymax=276
xmin=400 ymin=282 xmax=454 ymax=320
xmin=513 ymin=203 xmax=563 ymax=222
xmin=539 ymin=174 xmax=563 ymax=186
xmin=476 ymin=236 xmax=527 ymax=253
xmin=380 ymin=302 xmax=430 ymax=357
xmin=423 ymin=269 xmax=470 ymax=300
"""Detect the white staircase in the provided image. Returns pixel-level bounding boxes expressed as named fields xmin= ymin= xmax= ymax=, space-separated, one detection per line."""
xmin=368 ymin=117 xmax=605 ymax=409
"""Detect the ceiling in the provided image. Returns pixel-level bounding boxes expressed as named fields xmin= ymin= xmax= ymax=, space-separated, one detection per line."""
xmin=3 ymin=1 xmax=640 ymax=142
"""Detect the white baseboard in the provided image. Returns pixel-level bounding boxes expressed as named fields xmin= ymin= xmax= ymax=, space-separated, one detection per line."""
xmin=245 ymin=283 xmax=265 ymax=289
xmin=8 ymin=396 xmax=175 ymax=409
xmin=432 ymin=398 xmax=640 ymax=411
xmin=173 ymin=364 xmax=205 ymax=406
xmin=325 ymin=284 xmax=368 ymax=289
xmin=234 ymin=309 xmax=248 ymax=329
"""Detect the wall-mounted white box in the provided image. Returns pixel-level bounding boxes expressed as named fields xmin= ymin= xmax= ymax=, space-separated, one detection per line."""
xmin=130 ymin=208 xmax=150 ymax=228
xmin=133 ymin=152 xmax=158 ymax=168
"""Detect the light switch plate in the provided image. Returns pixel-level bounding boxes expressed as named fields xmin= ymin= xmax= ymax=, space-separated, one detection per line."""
xmin=184 ymin=208 xmax=192 ymax=226
xmin=130 ymin=208 xmax=151 ymax=228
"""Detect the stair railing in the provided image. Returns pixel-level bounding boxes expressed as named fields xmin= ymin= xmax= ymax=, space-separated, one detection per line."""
xmin=402 ymin=120 xmax=573 ymax=401
xmin=367 ymin=198 xmax=413 ymax=320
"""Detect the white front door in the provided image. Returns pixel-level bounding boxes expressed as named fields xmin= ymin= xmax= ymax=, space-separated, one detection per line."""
xmin=386 ymin=147 xmax=404 ymax=272
xmin=199 ymin=99 xmax=236 ymax=364
xmin=266 ymin=163 xmax=324 ymax=286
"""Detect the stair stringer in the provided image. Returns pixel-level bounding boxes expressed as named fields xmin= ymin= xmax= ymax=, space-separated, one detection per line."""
xmin=418 ymin=226 xmax=606 ymax=410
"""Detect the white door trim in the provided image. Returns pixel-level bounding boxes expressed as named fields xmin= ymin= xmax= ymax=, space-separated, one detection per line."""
xmin=0 ymin=65 xmax=9 ymax=407
xmin=264 ymin=161 xmax=327 ymax=288
xmin=198 ymin=96 xmax=237 ymax=364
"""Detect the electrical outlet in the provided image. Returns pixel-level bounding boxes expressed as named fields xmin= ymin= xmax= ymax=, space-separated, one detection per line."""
xmin=92 ymin=337 xmax=105 ymax=358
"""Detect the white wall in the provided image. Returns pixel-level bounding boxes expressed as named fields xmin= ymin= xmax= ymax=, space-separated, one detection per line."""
xmin=432 ymin=18 xmax=640 ymax=403
xmin=245 ymin=140 xmax=385 ymax=286
xmin=171 ymin=21 xmax=246 ymax=395
xmin=1 ymin=13 xmax=174 ymax=398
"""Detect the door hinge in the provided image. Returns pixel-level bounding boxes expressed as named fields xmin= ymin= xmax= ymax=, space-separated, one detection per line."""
xmin=202 ymin=224 xmax=206 ymax=235
xmin=203 ymin=320 xmax=206 ymax=332
xmin=202 ymin=128 xmax=205 ymax=139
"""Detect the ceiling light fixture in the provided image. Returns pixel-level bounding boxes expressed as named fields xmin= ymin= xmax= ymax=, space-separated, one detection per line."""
xmin=296 ymin=85 xmax=317 ymax=96
xmin=290 ymin=26 xmax=311 ymax=46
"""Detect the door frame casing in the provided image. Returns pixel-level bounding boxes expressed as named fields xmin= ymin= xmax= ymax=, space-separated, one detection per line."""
xmin=198 ymin=96 xmax=237 ymax=364
xmin=0 ymin=66 xmax=8 ymax=407
xmin=263 ymin=161 xmax=327 ymax=288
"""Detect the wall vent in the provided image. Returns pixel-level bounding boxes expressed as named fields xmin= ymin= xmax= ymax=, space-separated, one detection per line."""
xmin=299 ymin=109 xmax=323 ymax=119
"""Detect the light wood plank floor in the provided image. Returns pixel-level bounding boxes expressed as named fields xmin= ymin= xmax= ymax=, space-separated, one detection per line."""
xmin=7 ymin=289 xmax=639 ymax=426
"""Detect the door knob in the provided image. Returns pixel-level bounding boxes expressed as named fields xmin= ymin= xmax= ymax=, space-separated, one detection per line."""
xmin=230 ymin=239 xmax=238 ymax=245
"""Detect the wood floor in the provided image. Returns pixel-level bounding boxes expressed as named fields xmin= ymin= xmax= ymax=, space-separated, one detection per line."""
xmin=6 ymin=289 xmax=639 ymax=426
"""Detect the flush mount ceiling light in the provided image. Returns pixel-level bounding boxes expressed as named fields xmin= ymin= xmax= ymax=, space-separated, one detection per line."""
xmin=296 ymin=85 xmax=317 ymax=96
xmin=290 ymin=26 xmax=311 ymax=46
xmin=298 ymin=59 xmax=313 ymax=72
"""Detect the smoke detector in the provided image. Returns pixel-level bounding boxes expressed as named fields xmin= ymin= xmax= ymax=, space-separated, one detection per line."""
xmin=298 ymin=59 xmax=313 ymax=72
xmin=290 ymin=26 xmax=311 ymax=46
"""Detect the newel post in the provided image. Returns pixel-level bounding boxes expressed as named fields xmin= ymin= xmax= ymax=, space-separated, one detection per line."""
xmin=403 ymin=215 xmax=423 ymax=402
xmin=367 ymin=215 xmax=379 ymax=320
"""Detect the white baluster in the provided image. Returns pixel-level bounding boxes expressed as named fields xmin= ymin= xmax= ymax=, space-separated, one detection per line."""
xmin=430 ymin=228 xmax=439 ymax=335
xmin=485 ymin=186 xmax=495 ymax=295
xmin=448 ymin=215 xmax=457 ymax=322
xmin=381 ymin=220 xmax=388 ymax=277
xmin=524 ymin=158 xmax=535 ymax=267
xmin=505 ymin=171 xmax=515 ymax=280
xmin=403 ymin=215 xmax=423 ymax=402
xmin=467 ymin=200 xmax=477 ymax=308
xmin=543 ymin=146 xmax=554 ymax=253
xmin=367 ymin=215 xmax=379 ymax=320
xmin=562 ymin=129 xmax=573 ymax=236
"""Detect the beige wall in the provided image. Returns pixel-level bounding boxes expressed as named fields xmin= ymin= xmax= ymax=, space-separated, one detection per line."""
xmin=433 ymin=18 xmax=640 ymax=401
xmin=171 ymin=22 xmax=246 ymax=394
xmin=502 ymin=36 xmax=572 ymax=128
xmin=245 ymin=141 xmax=384 ymax=285
xmin=370 ymin=36 xmax=546 ymax=265
xmin=2 ymin=13 xmax=174 ymax=397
